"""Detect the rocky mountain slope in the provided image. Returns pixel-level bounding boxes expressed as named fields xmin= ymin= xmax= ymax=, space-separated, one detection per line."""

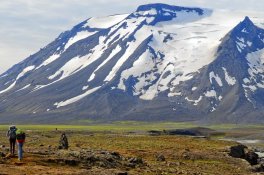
xmin=0 ymin=3 xmax=264 ymax=123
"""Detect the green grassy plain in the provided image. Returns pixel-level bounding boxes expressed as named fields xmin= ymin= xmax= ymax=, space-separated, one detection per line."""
xmin=0 ymin=121 xmax=263 ymax=132
xmin=0 ymin=121 xmax=196 ymax=131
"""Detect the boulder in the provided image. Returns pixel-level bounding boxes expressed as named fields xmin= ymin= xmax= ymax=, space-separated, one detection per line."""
xmin=116 ymin=172 xmax=128 ymax=175
xmin=245 ymin=150 xmax=259 ymax=165
xmin=156 ymin=154 xmax=166 ymax=161
xmin=251 ymin=163 xmax=264 ymax=172
xmin=47 ymin=149 xmax=145 ymax=170
xmin=229 ymin=145 xmax=247 ymax=158
xmin=128 ymin=157 xmax=143 ymax=164
xmin=229 ymin=144 xmax=261 ymax=167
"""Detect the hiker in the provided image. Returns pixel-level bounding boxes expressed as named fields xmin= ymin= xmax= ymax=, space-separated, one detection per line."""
xmin=6 ymin=125 xmax=17 ymax=156
xmin=59 ymin=132 xmax=68 ymax=149
xmin=16 ymin=129 xmax=26 ymax=161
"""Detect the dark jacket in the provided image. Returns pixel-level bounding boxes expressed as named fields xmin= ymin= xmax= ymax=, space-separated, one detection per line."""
xmin=16 ymin=132 xmax=26 ymax=143
xmin=6 ymin=127 xmax=17 ymax=140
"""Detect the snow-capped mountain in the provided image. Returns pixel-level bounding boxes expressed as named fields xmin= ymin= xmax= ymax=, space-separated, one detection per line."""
xmin=0 ymin=3 xmax=264 ymax=123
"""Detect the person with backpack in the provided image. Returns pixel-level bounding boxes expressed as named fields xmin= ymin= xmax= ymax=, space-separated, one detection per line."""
xmin=6 ymin=125 xmax=17 ymax=156
xmin=59 ymin=132 xmax=69 ymax=149
xmin=16 ymin=129 xmax=26 ymax=161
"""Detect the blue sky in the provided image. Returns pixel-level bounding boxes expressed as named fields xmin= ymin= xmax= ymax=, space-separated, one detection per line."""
xmin=0 ymin=0 xmax=263 ymax=73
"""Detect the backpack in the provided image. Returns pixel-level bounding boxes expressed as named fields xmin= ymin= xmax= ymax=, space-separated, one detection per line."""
xmin=16 ymin=129 xmax=25 ymax=140
xmin=9 ymin=126 xmax=17 ymax=139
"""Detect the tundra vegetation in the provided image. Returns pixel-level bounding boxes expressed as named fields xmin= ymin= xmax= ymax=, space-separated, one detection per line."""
xmin=0 ymin=123 xmax=263 ymax=175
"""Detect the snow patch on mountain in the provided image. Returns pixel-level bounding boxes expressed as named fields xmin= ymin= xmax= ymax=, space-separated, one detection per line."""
xmin=106 ymin=16 xmax=147 ymax=45
xmin=247 ymin=41 xmax=252 ymax=47
xmin=243 ymin=84 xmax=257 ymax=92
xmin=17 ymin=66 xmax=35 ymax=80
xmin=243 ymin=78 xmax=250 ymax=84
xmin=88 ymin=45 xmax=122 ymax=82
xmin=222 ymin=67 xmax=236 ymax=86
xmin=246 ymin=48 xmax=264 ymax=88
xmin=162 ymin=9 xmax=211 ymax=24
xmin=204 ymin=90 xmax=217 ymax=98
xmin=0 ymin=74 xmax=8 ymax=79
xmin=49 ymin=36 xmax=107 ymax=81
xmin=36 ymin=54 xmax=61 ymax=70
xmin=118 ymin=50 xmax=154 ymax=94
xmin=135 ymin=8 xmax=158 ymax=16
xmin=0 ymin=65 xmax=35 ymax=94
xmin=64 ymin=31 xmax=97 ymax=50
xmin=209 ymin=72 xmax=223 ymax=87
xmin=241 ymin=48 xmax=264 ymax=105
xmin=185 ymin=96 xmax=203 ymax=105
xmin=55 ymin=86 xmax=101 ymax=108
xmin=168 ymin=92 xmax=181 ymax=97
xmin=83 ymin=14 xmax=129 ymax=29
xmin=15 ymin=84 xmax=31 ymax=92
xmin=0 ymin=82 xmax=16 ymax=94
xmin=105 ymin=26 xmax=152 ymax=82
xmin=82 ymin=85 xmax=89 ymax=91
xmin=242 ymin=28 xmax=249 ymax=33
xmin=4 ymin=81 xmax=10 ymax=85
xmin=236 ymin=37 xmax=247 ymax=52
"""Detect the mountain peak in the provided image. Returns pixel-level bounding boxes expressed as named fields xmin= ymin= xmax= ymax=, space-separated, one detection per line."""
xmin=241 ymin=16 xmax=254 ymax=26
xmin=132 ymin=3 xmax=208 ymax=25
xmin=232 ymin=16 xmax=256 ymax=35
xmin=136 ymin=3 xmax=204 ymax=15
xmin=136 ymin=3 xmax=181 ymax=12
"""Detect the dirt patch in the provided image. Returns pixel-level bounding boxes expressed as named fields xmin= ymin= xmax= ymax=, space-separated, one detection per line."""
xmin=0 ymin=148 xmax=145 ymax=175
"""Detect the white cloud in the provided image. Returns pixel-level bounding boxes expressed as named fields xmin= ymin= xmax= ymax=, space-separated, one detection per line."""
xmin=0 ymin=0 xmax=263 ymax=74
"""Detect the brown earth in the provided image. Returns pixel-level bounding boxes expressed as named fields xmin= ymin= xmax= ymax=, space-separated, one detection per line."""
xmin=0 ymin=130 xmax=261 ymax=175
